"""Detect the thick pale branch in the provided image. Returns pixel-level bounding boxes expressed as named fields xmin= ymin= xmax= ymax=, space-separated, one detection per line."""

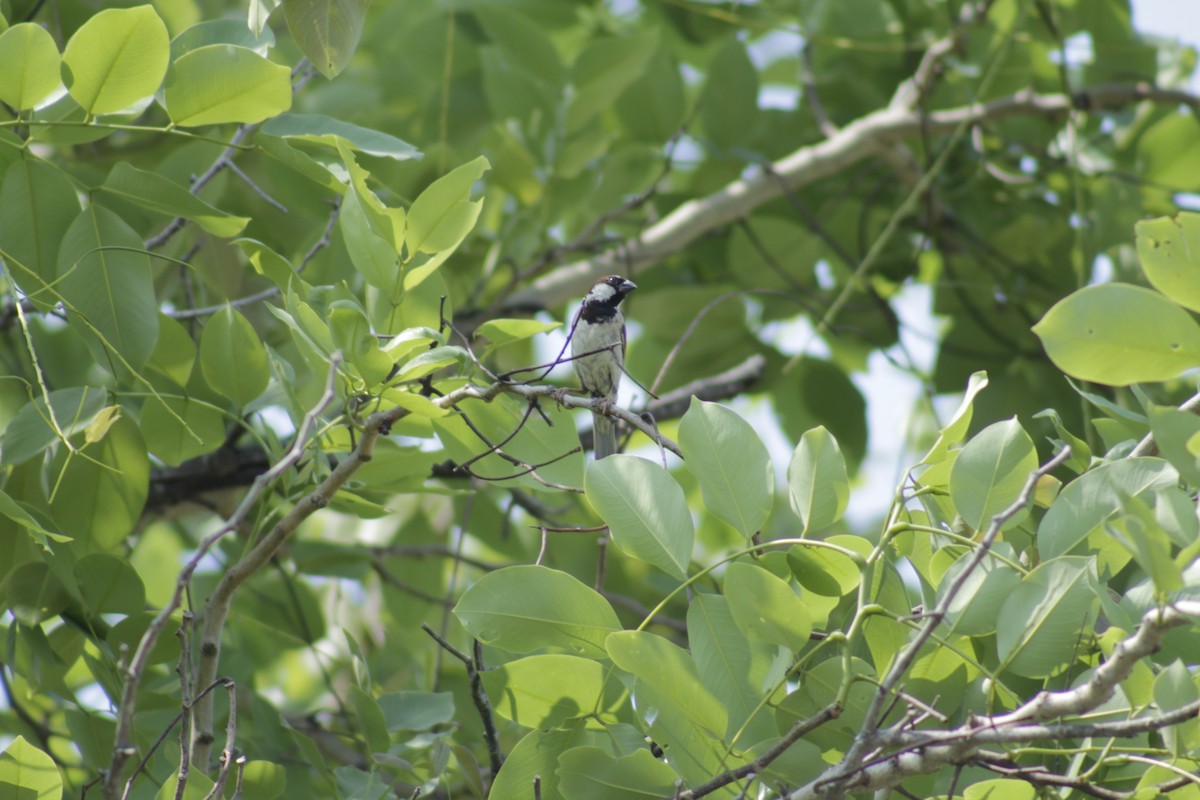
xmin=508 ymin=83 xmax=1200 ymax=312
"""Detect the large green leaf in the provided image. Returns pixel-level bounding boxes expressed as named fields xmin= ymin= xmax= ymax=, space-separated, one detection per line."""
xmin=165 ymin=44 xmax=291 ymax=126
xmin=61 ymin=5 xmax=169 ymax=115
xmin=260 ymin=113 xmax=421 ymax=161
xmin=284 ymin=0 xmax=369 ymax=78
xmin=453 ymin=566 xmax=621 ymax=658
xmin=56 ymin=205 xmax=159 ymax=370
xmin=687 ymin=593 xmax=784 ymax=747
xmin=99 ymin=163 xmax=249 ymax=237
xmin=139 ymin=395 xmax=225 ymax=467
xmin=948 ymin=417 xmax=1037 ymax=531
xmin=0 ymin=736 xmax=62 ymax=799
xmin=405 ymin=156 xmax=490 ymax=255
xmin=996 ymin=557 xmax=1098 ymax=678
xmin=679 ymin=398 xmax=774 ymax=539
xmin=0 ymin=23 xmax=62 ymax=110
xmin=1037 ymin=458 xmax=1178 ymax=558
xmin=724 ymin=561 xmax=811 ymax=651
xmin=0 ymin=156 xmax=81 ymax=302
xmin=584 ymin=455 xmax=694 ymax=579
xmin=48 ymin=414 xmax=149 ymax=551
xmin=481 ymin=655 xmax=614 ymax=729
xmin=199 ymin=305 xmax=270 ymax=407
xmin=1033 ymin=283 xmax=1200 ymax=385
xmin=490 ymin=727 xmax=608 ymax=800
xmin=557 ymin=747 xmax=678 ymax=800
xmin=787 ymin=426 xmax=850 ymax=535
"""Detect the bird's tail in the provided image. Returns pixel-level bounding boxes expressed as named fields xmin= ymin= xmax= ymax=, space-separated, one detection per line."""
xmin=593 ymin=413 xmax=618 ymax=459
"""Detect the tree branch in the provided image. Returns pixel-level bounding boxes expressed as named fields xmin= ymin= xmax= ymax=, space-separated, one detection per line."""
xmin=502 ymin=83 xmax=1200 ymax=313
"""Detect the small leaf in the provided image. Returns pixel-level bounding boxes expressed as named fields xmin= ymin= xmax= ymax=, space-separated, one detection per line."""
xmin=585 ymin=455 xmax=694 ymax=578
xmin=787 ymin=426 xmax=849 ymax=534
xmin=393 ymin=346 xmax=468 ymax=382
xmin=165 ymin=44 xmax=291 ymax=126
xmin=0 ymin=490 xmax=72 ymax=548
xmin=199 ymin=305 xmax=270 ymax=406
xmin=1033 ymin=283 xmax=1200 ymax=385
xmin=2 ymin=387 xmax=107 ymax=466
xmin=61 ymin=5 xmax=169 ymax=115
xmin=474 ymin=318 xmax=560 ymax=350
xmin=453 ymin=566 xmax=621 ymax=658
xmin=922 ymin=371 xmax=988 ymax=464
xmin=787 ymin=543 xmax=861 ymax=597
xmin=679 ymin=398 xmax=774 ymax=538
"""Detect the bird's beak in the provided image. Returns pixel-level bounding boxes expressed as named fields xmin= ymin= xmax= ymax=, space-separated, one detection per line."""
xmin=621 ymin=279 xmax=637 ymax=293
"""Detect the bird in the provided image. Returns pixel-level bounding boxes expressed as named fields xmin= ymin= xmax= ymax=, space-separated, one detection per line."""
xmin=570 ymin=275 xmax=637 ymax=459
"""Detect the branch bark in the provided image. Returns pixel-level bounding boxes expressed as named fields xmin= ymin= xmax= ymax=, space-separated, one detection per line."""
xmin=503 ymin=83 xmax=1200 ymax=313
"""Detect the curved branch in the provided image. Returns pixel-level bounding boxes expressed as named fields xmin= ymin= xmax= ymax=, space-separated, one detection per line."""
xmin=505 ymin=83 xmax=1200 ymax=312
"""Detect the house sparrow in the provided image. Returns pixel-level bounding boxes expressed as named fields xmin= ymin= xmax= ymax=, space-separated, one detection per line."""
xmin=571 ymin=275 xmax=637 ymax=459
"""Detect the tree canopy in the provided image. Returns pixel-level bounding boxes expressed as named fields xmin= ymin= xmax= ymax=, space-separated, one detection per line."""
xmin=3 ymin=0 xmax=1200 ymax=798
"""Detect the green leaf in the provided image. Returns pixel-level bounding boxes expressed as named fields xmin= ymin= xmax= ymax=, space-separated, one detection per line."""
xmin=1037 ymin=458 xmax=1178 ymax=558
xmin=700 ymin=38 xmax=759 ymax=149
xmin=349 ymin=685 xmax=389 ymax=756
xmin=0 ymin=490 xmax=71 ymax=548
xmin=284 ymin=0 xmax=369 ymax=78
xmin=474 ymin=319 xmax=560 ymax=351
xmin=165 ymin=44 xmax=291 ymax=126
xmin=474 ymin=4 xmax=563 ymax=85
xmin=61 ymin=5 xmax=169 ymax=115
xmin=2 ymin=387 xmax=107 ymax=466
xmin=377 ymin=691 xmax=455 ymax=731
xmin=996 ymin=557 xmax=1098 ymax=678
xmin=482 ymin=655 xmax=612 ymax=729
xmin=1136 ymin=213 xmax=1200 ymax=313
xmin=724 ymin=561 xmax=811 ymax=650
xmin=605 ymin=630 xmax=727 ymax=739
xmin=1148 ymin=405 xmax=1200 ymax=486
xmin=234 ymin=239 xmax=297 ymax=291
xmin=1108 ymin=492 xmax=1184 ymax=597
xmin=786 ymin=543 xmax=861 ymax=597
xmin=0 ymin=156 xmax=81 ymax=303
xmin=453 ymin=566 xmax=621 ymax=658
xmin=339 ymin=186 xmax=401 ymax=297
xmin=687 ymin=593 xmax=784 ymax=747
xmin=948 ymin=417 xmax=1037 ymax=531
xmin=1033 ymin=283 xmax=1200 ymax=385
xmin=0 ymin=736 xmax=62 ymax=799
xmin=74 ymin=552 xmax=146 ymax=615
xmin=239 ymin=761 xmax=287 ymax=800
xmin=57 ymin=205 xmax=159 ymax=371
xmin=139 ymin=395 xmax=225 ymax=466
xmin=199 ymin=305 xmax=270 ymax=407
xmin=491 ymin=728 xmax=607 ymax=800
xmin=922 ymin=371 xmax=988 ymax=464
xmin=0 ymin=23 xmax=62 ymax=110
xmin=169 ymin=18 xmax=276 ymax=61
xmin=556 ymin=747 xmax=678 ymax=800
xmin=405 ymin=156 xmax=490 ymax=255
xmin=566 ymin=30 xmax=658 ymax=134
xmin=260 ymin=113 xmax=421 ymax=161
xmin=392 ymin=346 xmax=468 ymax=382
xmin=1033 ymin=408 xmax=1092 ymax=473
xmin=146 ymin=314 xmax=197 ymax=387
xmin=939 ymin=550 xmax=1021 ymax=635
xmin=584 ymin=455 xmax=694 ymax=579
xmin=329 ymin=303 xmax=392 ymax=386
xmin=679 ymin=398 xmax=774 ymax=538
xmin=787 ymin=426 xmax=850 ymax=535
xmin=99 ymin=163 xmax=249 ymax=237
xmin=48 ymin=414 xmax=149 ymax=551
xmin=1153 ymin=661 xmax=1200 ymax=756
xmin=616 ymin=49 xmax=686 ymax=142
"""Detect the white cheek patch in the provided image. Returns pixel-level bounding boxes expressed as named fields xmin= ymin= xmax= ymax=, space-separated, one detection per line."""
xmin=589 ymin=284 xmax=616 ymax=303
